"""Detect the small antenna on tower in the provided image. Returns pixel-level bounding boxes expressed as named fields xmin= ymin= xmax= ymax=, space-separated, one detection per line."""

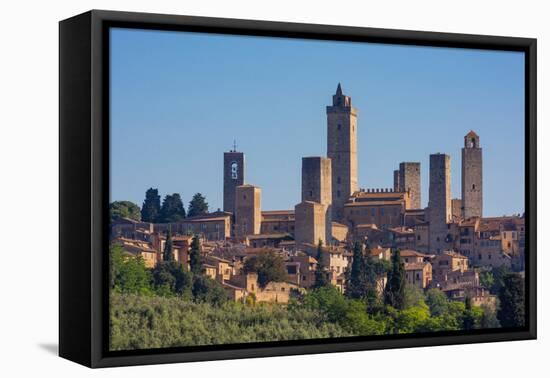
xmin=233 ymin=139 xmax=237 ymax=152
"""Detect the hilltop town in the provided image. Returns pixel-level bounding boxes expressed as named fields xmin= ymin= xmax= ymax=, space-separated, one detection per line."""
xmin=110 ymin=84 xmax=525 ymax=310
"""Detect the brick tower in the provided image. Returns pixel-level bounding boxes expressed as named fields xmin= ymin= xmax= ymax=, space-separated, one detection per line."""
xmin=327 ymin=83 xmax=358 ymax=221
xmin=461 ymin=131 xmax=483 ymax=219
xmin=428 ymin=153 xmax=451 ymax=254
xmin=223 ymin=144 xmax=244 ymax=215
xmin=396 ymin=162 xmax=421 ymax=209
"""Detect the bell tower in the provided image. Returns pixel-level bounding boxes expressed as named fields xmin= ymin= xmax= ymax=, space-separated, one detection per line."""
xmin=461 ymin=131 xmax=483 ymax=219
xmin=326 ymin=83 xmax=358 ymax=221
xmin=223 ymin=142 xmax=245 ymax=215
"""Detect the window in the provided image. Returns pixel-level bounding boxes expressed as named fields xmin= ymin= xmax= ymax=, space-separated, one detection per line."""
xmin=417 ymin=235 xmax=421 ymax=241
xmin=337 ymin=176 xmax=341 ymax=184
xmin=337 ymin=123 xmax=342 ymax=130
xmin=337 ymin=190 xmax=341 ymax=198
xmin=472 ymin=184 xmax=476 ymax=190
xmin=380 ymin=208 xmax=385 ymax=215
xmin=231 ymin=161 xmax=238 ymax=179
xmin=309 ymin=190 xmax=313 ymax=197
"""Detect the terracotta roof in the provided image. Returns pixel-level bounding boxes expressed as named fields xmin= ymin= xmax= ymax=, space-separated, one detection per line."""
xmin=466 ymin=130 xmax=479 ymax=137
xmin=441 ymin=251 xmax=468 ymax=259
xmin=247 ymin=233 xmax=292 ymax=240
xmin=405 ymin=262 xmax=430 ymax=270
xmin=400 ymin=249 xmax=429 ymax=258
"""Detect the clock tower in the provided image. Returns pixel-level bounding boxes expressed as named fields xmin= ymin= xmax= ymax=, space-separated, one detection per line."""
xmin=223 ymin=144 xmax=245 ymax=215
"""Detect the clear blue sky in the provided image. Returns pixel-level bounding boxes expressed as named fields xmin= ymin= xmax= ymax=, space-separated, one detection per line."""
xmin=110 ymin=28 xmax=525 ymax=217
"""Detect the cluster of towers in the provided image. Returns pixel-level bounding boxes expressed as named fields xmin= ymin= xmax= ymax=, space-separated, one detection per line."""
xmin=221 ymin=84 xmax=483 ymax=253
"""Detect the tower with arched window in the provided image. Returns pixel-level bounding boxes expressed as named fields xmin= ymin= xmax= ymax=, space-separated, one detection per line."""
xmin=461 ymin=130 xmax=483 ymax=219
xmin=326 ymin=83 xmax=358 ymax=221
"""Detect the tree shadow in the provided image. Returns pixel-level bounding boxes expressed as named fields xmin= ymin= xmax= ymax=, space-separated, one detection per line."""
xmin=38 ymin=343 xmax=58 ymax=355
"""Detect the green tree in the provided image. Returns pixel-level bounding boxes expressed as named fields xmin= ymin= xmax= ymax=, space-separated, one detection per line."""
xmin=497 ymin=273 xmax=525 ymax=328
xmin=187 ymin=193 xmax=209 ymax=217
xmin=313 ymin=239 xmax=330 ymax=288
xmin=152 ymin=261 xmax=193 ymax=298
xmin=384 ymin=249 xmax=406 ymax=310
xmin=110 ymin=244 xmax=152 ymax=295
xmin=425 ymin=288 xmax=449 ymax=317
xmin=403 ymin=285 xmax=426 ymax=309
xmin=243 ymin=250 xmax=288 ymax=288
xmin=462 ymin=295 xmax=477 ymax=330
xmin=110 ymin=201 xmax=141 ymax=222
xmin=163 ymin=229 xmax=174 ymax=262
xmin=141 ymin=188 xmax=161 ymax=223
xmin=346 ymin=241 xmax=366 ymax=299
xmin=192 ymin=275 xmax=227 ymax=306
xmin=189 ymin=235 xmax=203 ymax=275
xmin=159 ymin=193 xmax=186 ymax=223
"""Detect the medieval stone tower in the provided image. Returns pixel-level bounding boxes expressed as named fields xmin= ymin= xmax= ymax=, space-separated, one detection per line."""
xmin=223 ymin=148 xmax=245 ymax=215
xmin=395 ymin=162 xmax=421 ymax=209
xmin=428 ymin=153 xmax=451 ymax=254
xmin=461 ymin=131 xmax=483 ymax=219
xmin=327 ymin=83 xmax=358 ymax=221
xmin=234 ymin=185 xmax=261 ymax=238
xmin=295 ymin=157 xmax=332 ymax=247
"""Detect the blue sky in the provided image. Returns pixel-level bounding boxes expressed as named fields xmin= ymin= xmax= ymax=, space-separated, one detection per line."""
xmin=110 ymin=28 xmax=525 ymax=217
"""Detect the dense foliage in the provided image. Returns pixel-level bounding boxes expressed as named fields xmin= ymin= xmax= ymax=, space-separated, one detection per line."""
xmin=187 ymin=193 xmax=209 ymax=218
xmin=243 ymin=250 xmax=288 ymax=288
xmin=110 ymin=201 xmax=141 ymax=222
xmin=159 ymin=193 xmax=186 ymax=223
xmin=313 ymin=240 xmax=330 ymax=288
xmin=141 ymin=188 xmax=161 ymax=223
xmin=497 ymin=273 xmax=525 ymax=328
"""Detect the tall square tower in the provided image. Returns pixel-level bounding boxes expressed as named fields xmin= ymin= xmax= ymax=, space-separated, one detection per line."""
xmin=428 ymin=153 xmax=451 ymax=254
xmin=398 ymin=162 xmax=421 ymax=209
xmin=327 ymin=83 xmax=358 ymax=221
xmin=223 ymin=150 xmax=244 ymax=215
xmin=461 ymin=131 xmax=483 ymax=219
xmin=235 ymin=185 xmax=261 ymax=238
xmin=301 ymin=157 xmax=332 ymax=205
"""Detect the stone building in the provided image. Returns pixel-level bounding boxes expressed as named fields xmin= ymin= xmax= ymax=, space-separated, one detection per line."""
xmin=428 ymin=153 xmax=452 ymax=254
xmin=462 ymin=131 xmax=483 ymax=219
xmin=260 ymin=210 xmax=295 ymax=235
xmin=343 ymin=188 xmax=409 ymax=229
xmin=294 ymin=156 xmax=332 ymax=246
xmin=223 ymin=148 xmax=245 ymax=215
xmin=451 ymin=198 xmax=463 ymax=222
xmin=234 ymin=185 xmax=261 ymax=238
xmin=295 ymin=201 xmax=329 ymax=247
xmin=327 ymin=83 xmax=358 ymax=221
xmin=395 ymin=162 xmax=421 ymax=209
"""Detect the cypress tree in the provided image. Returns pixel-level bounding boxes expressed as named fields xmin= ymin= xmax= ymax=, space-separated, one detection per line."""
xmin=462 ymin=295 xmax=476 ymax=330
xmin=141 ymin=188 xmax=161 ymax=223
xmin=313 ymin=239 xmax=330 ymax=288
xmin=384 ymin=249 xmax=406 ymax=310
xmin=189 ymin=235 xmax=203 ymax=275
xmin=163 ymin=228 xmax=174 ymax=262
xmin=346 ymin=241 xmax=366 ymax=299
xmin=497 ymin=273 xmax=525 ymax=328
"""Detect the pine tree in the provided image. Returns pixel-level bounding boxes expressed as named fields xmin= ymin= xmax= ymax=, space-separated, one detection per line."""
xmin=159 ymin=193 xmax=186 ymax=223
xmin=189 ymin=235 xmax=203 ymax=275
xmin=384 ymin=249 xmax=406 ymax=310
xmin=141 ymin=188 xmax=161 ymax=223
xmin=497 ymin=273 xmax=525 ymax=328
xmin=187 ymin=193 xmax=209 ymax=218
xmin=163 ymin=228 xmax=174 ymax=262
xmin=346 ymin=241 xmax=366 ymax=299
xmin=313 ymin=239 xmax=330 ymax=288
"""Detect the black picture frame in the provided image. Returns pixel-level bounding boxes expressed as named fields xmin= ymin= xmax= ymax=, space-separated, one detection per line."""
xmin=59 ymin=9 xmax=537 ymax=368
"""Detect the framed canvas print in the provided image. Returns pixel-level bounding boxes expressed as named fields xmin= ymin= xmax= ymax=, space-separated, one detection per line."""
xmin=59 ymin=10 xmax=537 ymax=368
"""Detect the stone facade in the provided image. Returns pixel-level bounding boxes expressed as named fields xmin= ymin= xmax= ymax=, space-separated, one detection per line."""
xmin=451 ymin=198 xmax=463 ymax=222
xmin=398 ymin=162 xmax=421 ymax=209
xmin=428 ymin=153 xmax=452 ymax=254
xmin=462 ymin=131 xmax=483 ymax=219
xmin=223 ymin=150 xmax=245 ymax=215
xmin=327 ymin=83 xmax=358 ymax=221
xmin=343 ymin=189 xmax=408 ymax=229
xmin=301 ymin=156 xmax=332 ymax=205
xmin=294 ymin=201 xmax=329 ymax=247
xmin=234 ymin=185 xmax=261 ymax=238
